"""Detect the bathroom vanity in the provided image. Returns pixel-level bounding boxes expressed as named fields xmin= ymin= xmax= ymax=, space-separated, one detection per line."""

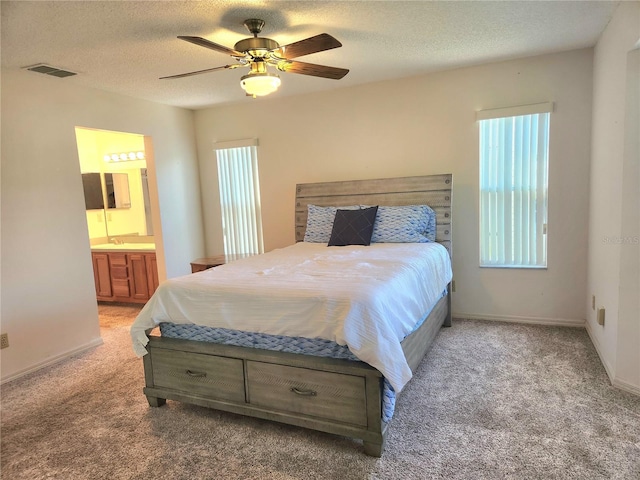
xmin=91 ymin=243 xmax=158 ymax=303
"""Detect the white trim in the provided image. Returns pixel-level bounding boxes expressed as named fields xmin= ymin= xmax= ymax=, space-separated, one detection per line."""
xmin=585 ymin=320 xmax=615 ymax=381
xmin=452 ymin=312 xmax=585 ymax=327
xmin=213 ymin=138 xmax=258 ymax=150
xmin=0 ymin=337 xmax=104 ymax=385
xmin=585 ymin=323 xmax=640 ymax=396
xmin=476 ymin=101 xmax=554 ymax=121
xmin=612 ymin=378 xmax=640 ymax=396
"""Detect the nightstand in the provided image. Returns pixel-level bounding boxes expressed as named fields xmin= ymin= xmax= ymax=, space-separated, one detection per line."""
xmin=190 ymin=253 xmax=253 ymax=273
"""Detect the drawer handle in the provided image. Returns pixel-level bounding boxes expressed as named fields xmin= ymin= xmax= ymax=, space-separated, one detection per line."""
xmin=290 ymin=387 xmax=317 ymax=397
xmin=186 ymin=370 xmax=207 ymax=378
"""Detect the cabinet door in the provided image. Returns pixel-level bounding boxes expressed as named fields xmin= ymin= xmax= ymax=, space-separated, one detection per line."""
xmin=145 ymin=253 xmax=159 ymax=297
xmin=92 ymin=253 xmax=113 ymax=299
xmin=129 ymin=254 xmax=150 ymax=301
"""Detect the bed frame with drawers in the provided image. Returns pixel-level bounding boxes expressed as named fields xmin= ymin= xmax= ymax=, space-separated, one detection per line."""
xmin=141 ymin=174 xmax=453 ymax=456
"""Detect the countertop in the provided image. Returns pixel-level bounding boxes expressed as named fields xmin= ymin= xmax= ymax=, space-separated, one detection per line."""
xmin=90 ymin=243 xmax=156 ymax=253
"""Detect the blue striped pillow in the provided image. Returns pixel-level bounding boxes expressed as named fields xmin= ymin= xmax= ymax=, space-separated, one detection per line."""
xmin=370 ymin=205 xmax=436 ymax=243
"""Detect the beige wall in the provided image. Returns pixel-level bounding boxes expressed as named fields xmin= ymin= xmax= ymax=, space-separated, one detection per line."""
xmin=195 ymin=48 xmax=593 ymax=326
xmin=587 ymin=1 xmax=640 ymax=393
xmin=0 ymin=68 xmax=203 ymax=382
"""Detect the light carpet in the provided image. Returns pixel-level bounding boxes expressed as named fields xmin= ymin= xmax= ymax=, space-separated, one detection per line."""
xmin=1 ymin=304 xmax=639 ymax=479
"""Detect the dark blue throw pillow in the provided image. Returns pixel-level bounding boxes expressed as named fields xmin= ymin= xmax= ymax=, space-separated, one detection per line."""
xmin=328 ymin=206 xmax=379 ymax=246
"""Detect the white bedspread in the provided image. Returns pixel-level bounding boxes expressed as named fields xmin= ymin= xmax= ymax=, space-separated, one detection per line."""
xmin=130 ymin=242 xmax=452 ymax=392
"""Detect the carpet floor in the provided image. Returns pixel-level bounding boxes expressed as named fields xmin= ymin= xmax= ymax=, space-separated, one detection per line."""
xmin=1 ymin=304 xmax=639 ymax=479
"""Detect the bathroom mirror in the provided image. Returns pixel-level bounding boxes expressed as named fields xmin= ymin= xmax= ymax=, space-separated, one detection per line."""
xmin=82 ymin=173 xmax=104 ymax=210
xmin=105 ymin=173 xmax=131 ymax=209
xmin=102 ymin=169 xmax=153 ymax=237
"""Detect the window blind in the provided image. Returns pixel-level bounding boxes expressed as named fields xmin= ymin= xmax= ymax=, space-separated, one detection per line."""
xmin=479 ymin=110 xmax=550 ymax=268
xmin=215 ymin=142 xmax=264 ymax=256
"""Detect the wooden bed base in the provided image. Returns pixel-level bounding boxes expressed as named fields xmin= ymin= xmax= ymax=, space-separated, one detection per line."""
xmin=142 ymin=174 xmax=453 ymax=456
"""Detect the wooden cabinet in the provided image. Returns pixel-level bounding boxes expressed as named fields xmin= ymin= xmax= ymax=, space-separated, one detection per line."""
xmin=92 ymin=253 xmax=112 ymax=298
xmin=92 ymin=251 xmax=158 ymax=304
xmin=129 ymin=254 xmax=150 ymax=301
xmin=146 ymin=254 xmax=159 ymax=296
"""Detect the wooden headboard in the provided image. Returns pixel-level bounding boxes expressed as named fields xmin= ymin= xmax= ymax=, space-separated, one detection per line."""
xmin=294 ymin=174 xmax=453 ymax=256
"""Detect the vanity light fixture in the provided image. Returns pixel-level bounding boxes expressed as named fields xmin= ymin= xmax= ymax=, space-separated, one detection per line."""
xmin=103 ymin=151 xmax=145 ymax=163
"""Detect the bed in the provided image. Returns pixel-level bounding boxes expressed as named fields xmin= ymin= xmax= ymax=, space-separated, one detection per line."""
xmin=131 ymin=174 xmax=453 ymax=456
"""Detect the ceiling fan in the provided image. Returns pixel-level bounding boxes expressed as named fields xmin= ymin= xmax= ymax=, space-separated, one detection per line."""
xmin=160 ymin=19 xmax=349 ymax=97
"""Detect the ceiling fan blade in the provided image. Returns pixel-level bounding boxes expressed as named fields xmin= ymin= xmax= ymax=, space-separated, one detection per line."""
xmin=278 ymin=60 xmax=349 ymax=80
xmin=272 ymin=33 xmax=342 ymax=59
xmin=159 ymin=64 xmax=240 ymax=80
xmin=178 ymin=36 xmax=245 ymax=57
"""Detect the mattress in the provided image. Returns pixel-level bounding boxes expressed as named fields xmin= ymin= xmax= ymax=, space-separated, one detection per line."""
xmin=130 ymin=241 xmax=453 ymax=392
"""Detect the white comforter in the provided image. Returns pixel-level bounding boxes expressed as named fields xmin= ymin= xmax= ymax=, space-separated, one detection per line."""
xmin=130 ymin=242 xmax=452 ymax=392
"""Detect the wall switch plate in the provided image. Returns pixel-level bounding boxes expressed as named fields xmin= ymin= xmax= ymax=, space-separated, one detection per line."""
xmin=0 ymin=333 xmax=9 ymax=349
xmin=597 ymin=307 xmax=605 ymax=326
xmin=592 ymin=295 xmax=596 ymax=310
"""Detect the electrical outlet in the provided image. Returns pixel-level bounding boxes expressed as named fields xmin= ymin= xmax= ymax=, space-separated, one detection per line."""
xmin=0 ymin=333 xmax=9 ymax=349
xmin=592 ymin=295 xmax=596 ymax=310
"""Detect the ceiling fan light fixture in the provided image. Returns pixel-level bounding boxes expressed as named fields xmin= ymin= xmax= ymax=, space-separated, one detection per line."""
xmin=240 ymin=72 xmax=281 ymax=97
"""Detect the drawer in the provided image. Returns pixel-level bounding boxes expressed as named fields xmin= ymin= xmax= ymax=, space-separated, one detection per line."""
xmin=110 ymin=265 xmax=128 ymax=280
xmin=151 ymin=349 xmax=245 ymax=403
xmin=108 ymin=253 xmax=127 ymax=266
xmin=111 ymin=279 xmax=130 ymax=297
xmin=247 ymin=361 xmax=367 ymax=426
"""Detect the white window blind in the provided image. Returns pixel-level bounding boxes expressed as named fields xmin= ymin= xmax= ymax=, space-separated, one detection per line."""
xmin=215 ymin=139 xmax=264 ymax=256
xmin=478 ymin=104 xmax=551 ymax=268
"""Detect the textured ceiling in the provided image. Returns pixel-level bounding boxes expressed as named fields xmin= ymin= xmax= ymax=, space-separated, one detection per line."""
xmin=1 ymin=1 xmax=619 ymax=110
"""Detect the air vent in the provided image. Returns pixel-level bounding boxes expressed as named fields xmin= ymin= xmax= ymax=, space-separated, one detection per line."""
xmin=23 ymin=64 xmax=77 ymax=78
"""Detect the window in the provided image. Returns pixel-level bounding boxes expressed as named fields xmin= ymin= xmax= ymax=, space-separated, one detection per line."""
xmin=478 ymin=103 xmax=552 ymax=268
xmin=214 ymin=139 xmax=264 ymax=256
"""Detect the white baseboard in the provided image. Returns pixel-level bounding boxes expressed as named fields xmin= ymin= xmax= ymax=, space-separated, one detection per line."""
xmin=584 ymin=320 xmax=615 ymax=381
xmin=452 ymin=312 xmax=585 ymax=328
xmin=456 ymin=314 xmax=639 ymax=397
xmin=585 ymin=321 xmax=640 ymax=397
xmin=612 ymin=378 xmax=640 ymax=396
xmin=0 ymin=337 xmax=104 ymax=385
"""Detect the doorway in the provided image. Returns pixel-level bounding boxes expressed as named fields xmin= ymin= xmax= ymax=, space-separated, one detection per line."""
xmin=75 ymin=127 xmax=159 ymax=306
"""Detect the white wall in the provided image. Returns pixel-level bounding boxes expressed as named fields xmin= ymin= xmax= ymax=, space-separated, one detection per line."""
xmin=617 ymin=48 xmax=640 ymax=392
xmin=0 ymin=68 xmax=204 ymax=382
xmin=194 ymin=48 xmax=593 ymax=326
xmin=587 ymin=0 xmax=640 ymax=393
